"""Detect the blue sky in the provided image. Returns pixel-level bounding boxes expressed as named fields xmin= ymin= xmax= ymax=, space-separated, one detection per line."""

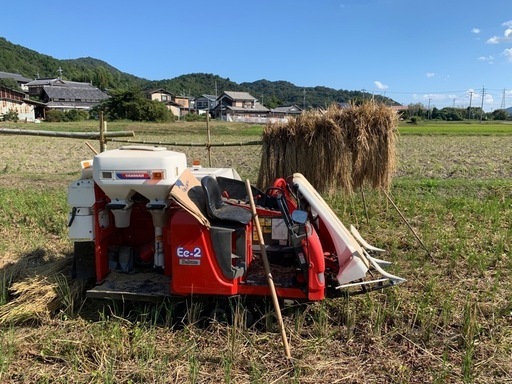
xmin=2 ymin=0 xmax=512 ymax=111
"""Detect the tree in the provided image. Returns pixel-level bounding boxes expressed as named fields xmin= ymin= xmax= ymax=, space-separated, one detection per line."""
xmin=264 ymin=95 xmax=282 ymax=109
xmin=490 ymin=109 xmax=509 ymax=121
xmin=0 ymin=78 xmax=21 ymax=91
xmin=94 ymin=87 xmax=171 ymax=122
xmin=2 ymin=108 xmax=19 ymax=122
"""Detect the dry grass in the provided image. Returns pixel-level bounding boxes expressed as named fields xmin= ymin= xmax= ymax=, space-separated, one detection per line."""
xmin=0 ymin=120 xmax=511 ymax=383
xmin=257 ymin=102 xmax=398 ymax=194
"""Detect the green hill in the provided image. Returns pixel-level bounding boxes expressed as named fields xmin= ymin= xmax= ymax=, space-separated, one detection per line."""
xmin=0 ymin=36 xmax=397 ymax=108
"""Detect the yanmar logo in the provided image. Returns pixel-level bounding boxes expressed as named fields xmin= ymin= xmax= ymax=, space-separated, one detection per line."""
xmin=116 ymin=172 xmax=150 ymax=180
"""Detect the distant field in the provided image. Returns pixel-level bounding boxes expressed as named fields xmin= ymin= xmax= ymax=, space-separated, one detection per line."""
xmin=0 ymin=120 xmax=511 ymax=383
xmin=398 ymin=120 xmax=512 ymax=135
xmin=1 ymin=120 xmax=511 ymax=187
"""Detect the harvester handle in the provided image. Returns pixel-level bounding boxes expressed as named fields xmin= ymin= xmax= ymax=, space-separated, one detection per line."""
xmin=68 ymin=207 xmax=77 ymax=227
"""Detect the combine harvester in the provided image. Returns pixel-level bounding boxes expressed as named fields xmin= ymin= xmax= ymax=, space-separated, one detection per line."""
xmin=68 ymin=145 xmax=404 ymax=307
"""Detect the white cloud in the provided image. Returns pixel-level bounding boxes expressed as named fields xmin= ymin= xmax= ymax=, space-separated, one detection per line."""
xmin=503 ymin=48 xmax=512 ymax=62
xmin=484 ymin=94 xmax=494 ymax=106
xmin=413 ymin=93 xmax=455 ymax=102
xmin=471 ymin=27 xmax=480 ymax=34
xmin=374 ymin=81 xmax=388 ymax=90
xmin=477 ymin=55 xmax=494 ymax=63
xmin=426 ymin=72 xmax=435 ymax=78
xmin=487 ymin=36 xmax=500 ymax=44
xmin=486 ymin=21 xmax=512 ymax=44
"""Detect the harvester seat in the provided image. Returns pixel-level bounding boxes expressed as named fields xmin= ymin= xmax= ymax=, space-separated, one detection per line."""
xmin=201 ymin=176 xmax=252 ymax=225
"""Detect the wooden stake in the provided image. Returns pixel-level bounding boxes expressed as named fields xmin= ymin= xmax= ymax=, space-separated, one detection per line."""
xmin=85 ymin=141 xmax=98 ymax=155
xmin=99 ymin=111 xmax=105 ymax=152
xmin=361 ymin=188 xmax=369 ymax=224
xmin=245 ymin=180 xmax=292 ymax=359
xmin=206 ymin=111 xmax=212 ymax=167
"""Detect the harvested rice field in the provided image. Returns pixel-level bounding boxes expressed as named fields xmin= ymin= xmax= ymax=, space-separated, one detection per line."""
xmin=0 ymin=118 xmax=511 ymax=383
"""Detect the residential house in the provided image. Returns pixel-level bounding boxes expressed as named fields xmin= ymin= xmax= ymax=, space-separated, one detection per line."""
xmin=270 ymin=105 xmax=303 ymax=119
xmin=173 ymin=95 xmax=194 ymax=114
xmin=0 ymin=86 xmax=40 ymax=121
xmin=194 ymin=94 xmax=217 ymax=114
xmin=0 ymin=71 xmax=32 ymax=91
xmin=25 ymin=78 xmax=108 ymax=117
xmin=146 ymin=88 xmax=174 ymax=103
xmin=212 ymin=91 xmax=270 ymax=122
xmin=146 ymin=88 xmax=186 ymax=118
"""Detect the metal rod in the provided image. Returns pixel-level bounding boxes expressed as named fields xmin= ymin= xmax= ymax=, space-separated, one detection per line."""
xmin=382 ymin=189 xmax=433 ymax=261
xmin=245 ymin=180 xmax=292 ymax=359
xmin=337 ymin=278 xmax=389 ymax=289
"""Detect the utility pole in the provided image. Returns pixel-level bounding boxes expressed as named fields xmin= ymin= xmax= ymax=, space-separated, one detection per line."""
xmin=428 ymin=98 xmax=431 ymax=120
xmin=500 ymin=88 xmax=506 ymax=109
xmin=480 ymin=86 xmax=485 ymax=123
xmin=468 ymin=91 xmax=473 ymax=120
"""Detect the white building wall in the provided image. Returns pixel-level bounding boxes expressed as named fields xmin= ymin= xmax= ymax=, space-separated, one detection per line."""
xmin=0 ymin=100 xmax=36 ymax=122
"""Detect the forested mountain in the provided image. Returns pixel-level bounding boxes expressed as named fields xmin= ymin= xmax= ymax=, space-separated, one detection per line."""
xmin=0 ymin=37 xmax=397 ymax=107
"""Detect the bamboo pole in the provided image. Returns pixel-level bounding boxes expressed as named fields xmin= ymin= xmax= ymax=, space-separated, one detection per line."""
xmin=85 ymin=141 xmax=99 ymax=155
xmin=0 ymin=128 xmax=134 ymax=139
xmin=99 ymin=111 xmax=105 ymax=152
xmin=206 ymin=111 xmax=212 ymax=167
xmin=106 ymin=138 xmax=262 ymax=147
xmin=245 ymin=180 xmax=292 ymax=359
xmin=361 ymin=189 xmax=369 ymax=224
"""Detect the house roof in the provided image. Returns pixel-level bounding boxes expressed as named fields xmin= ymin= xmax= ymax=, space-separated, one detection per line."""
xmin=26 ymin=78 xmax=66 ymax=87
xmin=271 ymin=105 xmax=303 ymax=114
xmin=195 ymin=94 xmax=217 ymax=101
xmin=26 ymin=78 xmax=94 ymax=88
xmin=174 ymin=94 xmax=194 ymax=101
xmin=43 ymin=85 xmax=108 ymax=101
xmin=0 ymin=71 xmax=32 ymax=83
xmin=146 ymin=88 xmax=174 ymax=96
xmin=220 ymin=91 xmax=256 ymax=101
xmin=163 ymin=100 xmax=183 ymax=108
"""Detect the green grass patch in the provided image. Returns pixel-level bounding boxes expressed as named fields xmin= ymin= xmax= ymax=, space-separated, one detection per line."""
xmin=399 ymin=121 xmax=512 ymax=135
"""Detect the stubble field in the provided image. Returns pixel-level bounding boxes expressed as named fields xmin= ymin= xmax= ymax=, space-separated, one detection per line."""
xmin=0 ymin=120 xmax=511 ymax=383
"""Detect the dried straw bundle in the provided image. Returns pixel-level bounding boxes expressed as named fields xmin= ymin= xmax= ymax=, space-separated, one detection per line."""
xmin=257 ymin=102 xmax=398 ymax=194
xmin=0 ymin=254 xmax=84 ymax=324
